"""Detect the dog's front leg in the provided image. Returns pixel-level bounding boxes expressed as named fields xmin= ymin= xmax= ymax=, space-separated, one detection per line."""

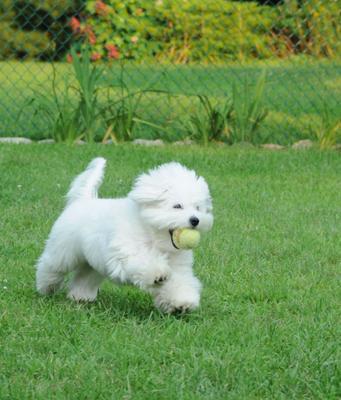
xmin=152 ymin=270 xmax=202 ymax=313
xmin=152 ymin=251 xmax=202 ymax=313
xmin=110 ymin=250 xmax=171 ymax=290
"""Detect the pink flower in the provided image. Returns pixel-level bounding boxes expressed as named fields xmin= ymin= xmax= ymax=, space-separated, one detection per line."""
xmin=88 ymin=31 xmax=96 ymax=45
xmin=91 ymin=52 xmax=102 ymax=61
xmin=105 ymin=44 xmax=120 ymax=59
xmin=66 ymin=53 xmax=73 ymax=63
xmin=95 ymin=1 xmax=109 ymax=16
xmin=84 ymin=26 xmax=96 ymax=45
xmin=70 ymin=17 xmax=81 ymax=33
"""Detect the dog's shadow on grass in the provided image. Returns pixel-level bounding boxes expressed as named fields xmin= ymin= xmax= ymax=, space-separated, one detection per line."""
xmin=36 ymin=285 xmax=195 ymax=323
xmin=92 ymin=287 xmax=159 ymax=321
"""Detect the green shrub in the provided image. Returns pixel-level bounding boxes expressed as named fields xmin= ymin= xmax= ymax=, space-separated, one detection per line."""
xmin=0 ymin=0 xmax=82 ymax=60
xmin=307 ymin=107 xmax=341 ymax=149
xmin=1 ymin=0 xmax=339 ymax=61
xmin=74 ymin=0 xmax=341 ymax=62
xmin=30 ymin=47 xmax=165 ymax=143
xmin=272 ymin=0 xmax=341 ymax=57
xmin=31 ymin=47 xmax=105 ymax=143
xmin=227 ymin=72 xmax=268 ymax=144
xmin=33 ymin=83 xmax=82 ymax=144
xmin=182 ymin=96 xmax=233 ymax=145
xmin=0 ymin=21 xmax=51 ymax=60
xmin=81 ymin=0 xmax=275 ymax=62
xmin=180 ymin=72 xmax=268 ymax=145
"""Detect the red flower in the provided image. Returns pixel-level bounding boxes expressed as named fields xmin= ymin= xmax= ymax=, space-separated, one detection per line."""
xmin=91 ymin=52 xmax=102 ymax=61
xmin=105 ymin=44 xmax=120 ymax=59
xmin=84 ymin=26 xmax=96 ymax=45
xmin=95 ymin=1 xmax=109 ymax=16
xmin=88 ymin=31 xmax=96 ymax=45
xmin=70 ymin=17 xmax=81 ymax=33
xmin=66 ymin=53 xmax=73 ymax=63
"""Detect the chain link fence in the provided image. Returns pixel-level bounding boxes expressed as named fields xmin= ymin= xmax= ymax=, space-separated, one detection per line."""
xmin=0 ymin=0 xmax=340 ymax=144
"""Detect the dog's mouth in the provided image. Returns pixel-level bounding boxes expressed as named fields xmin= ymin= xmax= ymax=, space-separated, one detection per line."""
xmin=169 ymin=229 xmax=179 ymax=250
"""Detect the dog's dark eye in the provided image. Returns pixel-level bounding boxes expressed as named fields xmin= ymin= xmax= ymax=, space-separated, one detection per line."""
xmin=173 ymin=204 xmax=183 ymax=209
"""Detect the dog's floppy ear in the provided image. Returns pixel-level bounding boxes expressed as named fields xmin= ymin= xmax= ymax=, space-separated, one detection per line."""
xmin=129 ymin=173 xmax=166 ymax=205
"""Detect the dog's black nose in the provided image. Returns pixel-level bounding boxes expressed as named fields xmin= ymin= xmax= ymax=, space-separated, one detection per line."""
xmin=189 ymin=216 xmax=199 ymax=227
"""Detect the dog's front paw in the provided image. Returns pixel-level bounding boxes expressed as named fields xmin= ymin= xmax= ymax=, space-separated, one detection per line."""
xmin=130 ymin=264 xmax=171 ymax=289
xmin=155 ymin=290 xmax=200 ymax=314
xmin=145 ymin=264 xmax=171 ymax=287
xmin=153 ymin=272 xmax=169 ymax=285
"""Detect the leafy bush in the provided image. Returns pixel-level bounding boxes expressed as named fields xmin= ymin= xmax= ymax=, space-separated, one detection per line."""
xmin=155 ymin=0 xmax=276 ymax=62
xmin=31 ymin=47 xmax=163 ymax=143
xmin=31 ymin=47 xmax=108 ymax=143
xmin=227 ymin=72 xmax=268 ymax=144
xmin=101 ymin=82 xmax=146 ymax=143
xmin=31 ymin=50 xmax=97 ymax=143
xmin=74 ymin=0 xmax=340 ymax=62
xmin=183 ymin=96 xmax=233 ymax=145
xmin=1 ymin=0 xmax=339 ymax=61
xmin=79 ymin=0 xmax=275 ymax=62
xmin=100 ymin=68 xmax=170 ymax=142
xmin=32 ymin=77 xmax=81 ymax=144
xmin=0 ymin=0 xmax=82 ymax=60
xmin=181 ymin=72 xmax=268 ymax=145
xmin=182 ymin=74 xmax=268 ymax=145
xmin=307 ymin=107 xmax=341 ymax=149
xmin=0 ymin=21 xmax=51 ymax=60
xmin=272 ymin=0 xmax=341 ymax=57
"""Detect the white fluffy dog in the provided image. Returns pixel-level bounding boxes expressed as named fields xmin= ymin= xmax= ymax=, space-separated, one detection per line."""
xmin=36 ymin=158 xmax=213 ymax=313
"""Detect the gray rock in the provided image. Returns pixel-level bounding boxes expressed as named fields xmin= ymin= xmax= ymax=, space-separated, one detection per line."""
xmin=38 ymin=139 xmax=55 ymax=144
xmin=103 ymin=139 xmax=114 ymax=145
xmin=292 ymin=139 xmax=314 ymax=149
xmin=173 ymin=139 xmax=194 ymax=146
xmin=133 ymin=139 xmax=164 ymax=146
xmin=0 ymin=137 xmax=32 ymax=144
xmin=75 ymin=139 xmax=86 ymax=145
xmin=261 ymin=143 xmax=285 ymax=150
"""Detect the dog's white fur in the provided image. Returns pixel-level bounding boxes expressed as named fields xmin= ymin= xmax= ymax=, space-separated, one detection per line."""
xmin=36 ymin=158 xmax=213 ymax=313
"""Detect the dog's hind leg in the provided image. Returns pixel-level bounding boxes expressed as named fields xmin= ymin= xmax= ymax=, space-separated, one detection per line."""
xmin=67 ymin=264 xmax=104 ymax=302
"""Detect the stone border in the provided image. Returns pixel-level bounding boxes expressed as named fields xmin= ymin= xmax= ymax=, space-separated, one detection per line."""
xmin=0 ymin=137 xmax=339 ymax=150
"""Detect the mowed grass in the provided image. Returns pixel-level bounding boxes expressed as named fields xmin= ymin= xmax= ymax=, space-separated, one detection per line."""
xmin=0 ymin=60 xmax=340 ymax=143
xmin=0 ymin=144 xmax=340 ymax=399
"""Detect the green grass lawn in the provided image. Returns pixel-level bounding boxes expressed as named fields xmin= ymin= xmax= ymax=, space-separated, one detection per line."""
xmin=0 ymin=144 xmax=340 ymax=399
xmin=0 ymin=59 xmax=340 ymax=144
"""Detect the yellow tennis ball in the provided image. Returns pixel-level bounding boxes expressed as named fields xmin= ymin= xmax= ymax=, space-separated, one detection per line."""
xmin=173 ymin=228 xmax=201 ymax=249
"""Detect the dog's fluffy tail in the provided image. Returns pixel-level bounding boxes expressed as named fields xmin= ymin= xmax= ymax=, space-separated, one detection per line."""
xmin=66 ymin=157 xmax=106 ymax=205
